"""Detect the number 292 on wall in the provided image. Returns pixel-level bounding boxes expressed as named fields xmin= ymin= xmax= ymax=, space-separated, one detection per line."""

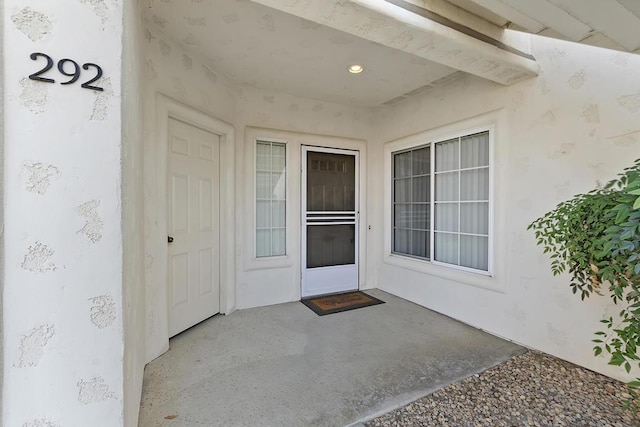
xmin=29 ymin=52 xmax=104 ymax=92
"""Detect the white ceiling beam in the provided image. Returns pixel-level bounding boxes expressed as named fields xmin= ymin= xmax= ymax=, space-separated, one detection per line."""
xmin=445 ymin=0 xmax=510 ymax=27
xmin=466 ymin=0 xmax=546 ymax=32
xmin=497 ymin=0 xmax=592 ymax=41
xmin=250 ymin=0 xmax=539 ymax=85
xmin=579 ymin=32 xmax=626 ymax=52
xmin=618 ymin=0 xmax=640 ymax=19
xmin=548 ymin=0 xmax=640 ymax=51
xmin=420 ymin=0 xmax=507 ymax=41
xmin=536 ymin=27 xmax=570 ymax=42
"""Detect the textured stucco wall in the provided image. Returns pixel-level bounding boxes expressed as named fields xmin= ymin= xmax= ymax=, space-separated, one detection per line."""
xmin=2 ymin=0 xmax=127 ymax=425
xmin=369 ymin=36 xmax=640 ymax=382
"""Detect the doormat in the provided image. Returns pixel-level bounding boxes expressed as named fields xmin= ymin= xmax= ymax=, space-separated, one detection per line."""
xmin=301 ymin=291 xmax=384 ymax=316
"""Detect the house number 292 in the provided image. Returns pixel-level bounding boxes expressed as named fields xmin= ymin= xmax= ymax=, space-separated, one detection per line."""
xmin=28 ymin=52 xmax=104 ymax=92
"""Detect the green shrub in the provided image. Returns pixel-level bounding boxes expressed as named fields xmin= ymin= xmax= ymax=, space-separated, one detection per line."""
xmin=528 ymin=159 xmax=640 ymax=411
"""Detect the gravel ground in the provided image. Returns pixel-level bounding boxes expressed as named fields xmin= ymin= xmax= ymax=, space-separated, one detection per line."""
xmin=365 ymin=351 xmax=640 ymax=427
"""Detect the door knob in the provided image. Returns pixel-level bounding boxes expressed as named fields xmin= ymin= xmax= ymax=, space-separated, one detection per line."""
xmin=168 ymin=236 xmax=174 ymax=243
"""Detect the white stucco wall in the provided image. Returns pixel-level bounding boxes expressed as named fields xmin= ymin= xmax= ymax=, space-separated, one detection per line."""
xmin=369 ymin=36 xmax=640 ymax=382
xmin=3 ymin=0 xmax=129 ymax=425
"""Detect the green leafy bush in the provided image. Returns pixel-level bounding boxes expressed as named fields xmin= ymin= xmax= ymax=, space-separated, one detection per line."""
xmin=528 ymin=159 xmax=640 ymax=411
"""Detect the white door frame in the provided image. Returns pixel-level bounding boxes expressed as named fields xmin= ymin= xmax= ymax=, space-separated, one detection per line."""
xmin=145 ymin=93 xmax=235 ymax=361
xmin=301 ymin=145 xmax=359 ymax=297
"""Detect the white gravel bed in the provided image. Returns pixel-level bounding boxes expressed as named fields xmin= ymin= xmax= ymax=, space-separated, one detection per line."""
xmin=365 ymin=351 xmax=640 ymax=427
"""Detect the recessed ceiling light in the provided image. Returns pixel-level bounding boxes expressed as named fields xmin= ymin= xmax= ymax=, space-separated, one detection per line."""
xmin=348 ymin=64 xmax=364 ymax=74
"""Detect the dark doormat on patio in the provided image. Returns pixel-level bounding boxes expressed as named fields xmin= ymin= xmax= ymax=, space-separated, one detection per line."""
xmin=301 ymin=291 xmax=385 ymax=316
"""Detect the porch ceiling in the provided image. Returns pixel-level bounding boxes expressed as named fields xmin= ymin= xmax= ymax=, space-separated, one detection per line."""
xmin=145 ymin=0 xmax=459 ymax=107
xmin=144 ymin=0 xmax=542 ymax=107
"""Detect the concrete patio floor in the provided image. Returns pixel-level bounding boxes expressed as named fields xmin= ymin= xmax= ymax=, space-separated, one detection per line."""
xmin=139 ymin=290 xmax=524 ymax=426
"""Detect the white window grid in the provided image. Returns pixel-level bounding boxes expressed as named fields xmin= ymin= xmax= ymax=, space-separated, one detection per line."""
xmin=256 ymin=140 xmax=286 ymax=258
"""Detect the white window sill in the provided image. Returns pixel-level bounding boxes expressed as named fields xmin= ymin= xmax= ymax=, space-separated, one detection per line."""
xmin=383 ymin=253 xmax=505 ymax=293
xmin=244 ymin=255 xmax=293 ymax=272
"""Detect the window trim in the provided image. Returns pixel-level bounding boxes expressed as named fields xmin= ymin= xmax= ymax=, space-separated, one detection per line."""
xmin=391 ymin=130 xmax=493 ymax=275
xmin=254 ymin=137 xmax=288 ymax=259
xmin=384 ymin=114 xmax=500 ymax=289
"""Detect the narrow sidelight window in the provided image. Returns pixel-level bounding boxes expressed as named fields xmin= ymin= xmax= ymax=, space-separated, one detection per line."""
xmin=256 ymin=140 xmax=286 ymax=257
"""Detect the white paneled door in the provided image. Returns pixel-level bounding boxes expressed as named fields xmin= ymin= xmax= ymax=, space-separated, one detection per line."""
xmin=168 ymin=118 xmax=221 ymax=337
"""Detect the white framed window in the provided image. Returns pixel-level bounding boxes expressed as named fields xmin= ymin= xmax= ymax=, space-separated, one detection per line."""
xmin=256 ymin=140 xmax=286 ymax=257
xmin=392 ymin=130 xmax=490 ymax=273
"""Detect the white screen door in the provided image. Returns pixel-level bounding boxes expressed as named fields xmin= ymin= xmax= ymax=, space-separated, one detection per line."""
xmin=301 ymin=146 xmax=359 ymax=297
xmin=168 ymin=117 xmax=221 ymax=337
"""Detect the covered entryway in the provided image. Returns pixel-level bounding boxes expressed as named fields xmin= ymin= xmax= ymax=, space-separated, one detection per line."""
xmin=167 ymin=118 xmax=221 ymax=336
xmin=302 ymin=147 xmax=359 ymax=297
